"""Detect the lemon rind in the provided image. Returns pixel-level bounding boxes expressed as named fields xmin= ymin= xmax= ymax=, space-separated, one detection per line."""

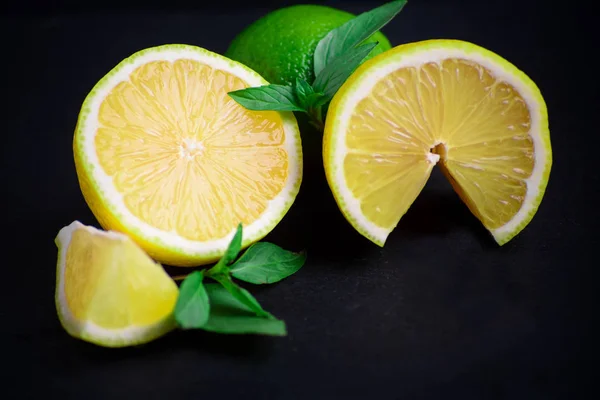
xmin=323 ymin=39 xmax=552 ymax=246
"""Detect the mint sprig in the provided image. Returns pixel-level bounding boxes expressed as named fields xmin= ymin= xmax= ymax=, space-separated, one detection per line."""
xmin=173 ymin=224 xmax=306 ymax=336
xmin=227 ymin=0 xmax=407 ymax=130
xmin=295 ymin=78 xmax=328 ymax=111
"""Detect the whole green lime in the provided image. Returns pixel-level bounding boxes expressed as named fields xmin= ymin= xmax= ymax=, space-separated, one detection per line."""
xmin=225 ymin=4 xmax=393 ymax=86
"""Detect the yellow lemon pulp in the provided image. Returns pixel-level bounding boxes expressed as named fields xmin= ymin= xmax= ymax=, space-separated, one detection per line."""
xmin=56 ymin=221 xmax=179 ymax=347
xmin=74 ymin=45 xmax=302 ymax=266
xmin=324 ymin=40 xmax=551 ymax=245
xmin=97 ymin=60 xmax=287 ymax=241
xmin=347 ymin=58 xmax=533 ymax=230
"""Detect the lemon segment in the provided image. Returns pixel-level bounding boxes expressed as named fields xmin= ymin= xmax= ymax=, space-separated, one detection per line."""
xmin=323 ymin=39 xmax=551 ymax=246
xmin=74 ymin=45 xmax=302 ymax=266
xmin=55 ymin=221 xmax=179 ymax=347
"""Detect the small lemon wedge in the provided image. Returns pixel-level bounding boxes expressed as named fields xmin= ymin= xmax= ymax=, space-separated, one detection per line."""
xmin=55 ymin=221 xmax=179 ymax=347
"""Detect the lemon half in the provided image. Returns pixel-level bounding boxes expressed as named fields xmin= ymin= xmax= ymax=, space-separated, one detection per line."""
xmin=323 ymin=39 xmax=552 ymax=245
xmin=74 ymin=45 xmax=302 ymax=266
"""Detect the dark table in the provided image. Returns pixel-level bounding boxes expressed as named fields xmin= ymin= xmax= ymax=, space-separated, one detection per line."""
xmin=2 ymin=0 xmax=596 ymax=398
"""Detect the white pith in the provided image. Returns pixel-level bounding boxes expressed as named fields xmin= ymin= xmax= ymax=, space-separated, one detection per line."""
xmin=76 ymin=46 xmax=302 ymax=257
xmin=329 ymin=46 xmax=548 ymax=244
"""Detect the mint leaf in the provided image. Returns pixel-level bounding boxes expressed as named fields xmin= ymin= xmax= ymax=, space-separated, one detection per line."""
xmin=296 ymin=78 xmax=328 ymax=110
xmin=313 ymin=0 xmax=407 ymax=76
xmin=213 ymin=274 xmax=272 ymax=318
xmin=313 ymin=42 xmax=378 ymax=99
xmin=209 ymin=223 xmax=243 ymax=275
xmin=202 ymin=284 xmax=287 ymax=336
xmin=174 ymin=271 xmax=210 ymax=329
xmin=295 ymin=78 xmax=314 ymax=101
xmin=309 ymin=93 xmax=331 ymax=108
xmin=228 ymin=84 xmax=304 ymax=111
xmin=230 ymin=243 xmax=306 ymax=285
xmin=220 ymin=223 xmax=243 ymax=267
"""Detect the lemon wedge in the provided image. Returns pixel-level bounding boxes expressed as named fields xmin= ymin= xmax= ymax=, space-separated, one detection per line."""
xmin=55 ymin=221 xmax=179 ymax=347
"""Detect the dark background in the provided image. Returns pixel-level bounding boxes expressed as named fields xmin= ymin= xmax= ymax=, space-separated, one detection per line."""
xmin=2 ymin=0 xmax=597 ymax=398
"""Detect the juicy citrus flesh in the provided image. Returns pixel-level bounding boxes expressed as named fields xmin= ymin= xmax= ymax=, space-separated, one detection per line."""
xmin=74 ymin=45 xmax=302 ymax=266
xmin=97 ymin=59 xmax=288 ymax=242
xmin=225 ymin=4 xmax=392 ymax=86
xmin=324 ymin=40 xmax=551 ymax=245
xmin=56 ymin=221 xmax=179 ymax=347
xmin=347 ymin=58 xmax=534 ymax=230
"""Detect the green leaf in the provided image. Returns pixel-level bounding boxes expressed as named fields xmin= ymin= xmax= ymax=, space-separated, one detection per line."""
xmin=295 ymin=78 xmax=314 ymax=102
xmin=296 ymin=78 xmax=328 ymax=111
xmin=174 ymin=271 xmax=210 ymax=329
xmin=313 ymin=42 xmax=378 ymax=99
xmin=310 ymin=93 xmax=331 ymax=108
xmin=221 ymin=223 xmax=243 ymax=266
xmin=209 ymin=223 xmax=243 ymax=275
xmin=213 ymin=274 xmax=272 ymax=318
xmin=228 ymin=84 xmax=304 ymax=111
xmin=202 ymin=284 xmax=287 ymax=336
xmin=313 ymin=0 xmax=407 ymax=76
xmin=294 ymin=79 xmax=320 ymax=108
xmin=230 ymin=242 xmax=307 ymax=285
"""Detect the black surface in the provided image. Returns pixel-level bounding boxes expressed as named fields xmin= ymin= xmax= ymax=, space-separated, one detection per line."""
xmin=2 ymin=0 xmax=597 ymax=398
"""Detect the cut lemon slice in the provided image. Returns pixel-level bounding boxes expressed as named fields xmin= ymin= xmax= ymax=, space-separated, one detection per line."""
xmin=74 ymin=45 xmax=302 ymax=266
xmin=55 ymin=221 xmax=179 ymax=347
xmin=323 ymin=39 xmax=552 ymax=245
